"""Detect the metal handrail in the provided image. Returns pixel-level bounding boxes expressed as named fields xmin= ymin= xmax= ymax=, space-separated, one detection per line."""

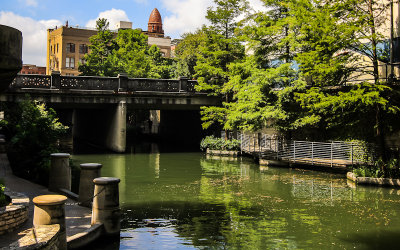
xmin=240 ymin=133 xmax=376 ymax=167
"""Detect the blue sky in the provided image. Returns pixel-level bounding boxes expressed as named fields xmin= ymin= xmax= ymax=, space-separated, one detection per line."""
xmin=0 ymin=0 xmax=264 ymax=66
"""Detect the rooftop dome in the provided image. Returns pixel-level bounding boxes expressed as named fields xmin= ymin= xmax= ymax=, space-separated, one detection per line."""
xmin=148 ymin=8 xmax=162 ymax=24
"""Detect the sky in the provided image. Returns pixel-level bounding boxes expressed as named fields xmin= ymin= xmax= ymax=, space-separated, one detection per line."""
xmin=0 ymin=0 xmax=265 ymax=66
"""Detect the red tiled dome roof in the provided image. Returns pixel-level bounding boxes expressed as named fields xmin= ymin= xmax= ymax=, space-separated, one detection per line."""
xmin=149 ymin=8 xmax=162 ymax=24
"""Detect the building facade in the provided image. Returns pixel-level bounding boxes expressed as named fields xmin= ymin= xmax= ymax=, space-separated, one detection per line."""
xmin=20 ymin=64 xmax=46 ymax=75
xmin=46 ymin=26 xmax=96 ymax=75
xmin=46 ymin=8 xmax=172 ymax=76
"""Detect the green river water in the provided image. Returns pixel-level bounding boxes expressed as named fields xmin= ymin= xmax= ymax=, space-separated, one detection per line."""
xmin=72 ymin=152 xmax=400 ymax=249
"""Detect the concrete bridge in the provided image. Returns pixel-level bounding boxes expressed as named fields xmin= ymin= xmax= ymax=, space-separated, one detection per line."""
xmin=1 ymin=72 xmax=220 ymax=152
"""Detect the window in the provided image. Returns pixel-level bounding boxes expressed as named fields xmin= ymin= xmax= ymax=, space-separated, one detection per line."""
xmin=50 ymin=45 xmax=53 ymax=53
xmin=57 ymin=43 xmax=59 ymax=53
xmin=79 ymin=58 xmax=86 ymax=65
xmin=66 ymin=57 xmax=75 ymax=69
xmin=66 ymin=43 xmax=75 ymax=53
xmin=79 ymin=44 xmax=88 ymax=54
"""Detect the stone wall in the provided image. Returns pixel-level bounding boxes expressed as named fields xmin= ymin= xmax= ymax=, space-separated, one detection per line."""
xmin=0 ymin=204 xmax=28 ymax=235
xmin=0 ymin=189 xmax=29 ymax=235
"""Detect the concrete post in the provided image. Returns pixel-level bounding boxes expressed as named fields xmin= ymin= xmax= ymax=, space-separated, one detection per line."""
xmin=105 ymin=101 xmax=126 ymax=153
xmin=79 ymin=163 xmax=102 ymax=207
xmin=49 ymin=153 xmax=71 ymax=192
xmin=118 ymin=73 xmax=128 ymax=92
xmin=0 ymin=138 xmax=5 ymax=153
xmin=179 ymin=76 xmax=188 ymax=92
xmin=51 ymin=71 xmax=61 ymax=89
xmin=33 ymin=195 xmax=68 ymax=250
xmin=91 ymin=177 xmax=121 ymax=236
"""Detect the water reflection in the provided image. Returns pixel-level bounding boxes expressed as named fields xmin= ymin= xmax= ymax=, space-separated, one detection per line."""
xmin=72 ymin=153 xmax=400 ymax=249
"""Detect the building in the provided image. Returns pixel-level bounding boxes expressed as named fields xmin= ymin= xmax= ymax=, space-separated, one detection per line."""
xmin=46 ymin=25 xmax=95 ymax=75
xmin=46 ymin=8 xmax=172 ymax=76
xmin=20 ymin=64 xmax=46 ymax=75
xmin=143 ymin=8 xmax=172 ymax=58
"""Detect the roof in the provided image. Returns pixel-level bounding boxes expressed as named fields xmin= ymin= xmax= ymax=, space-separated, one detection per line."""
xmin=148 ymin=8 xmax=162 ymax=24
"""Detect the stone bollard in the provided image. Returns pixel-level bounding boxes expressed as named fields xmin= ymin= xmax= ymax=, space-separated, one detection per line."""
xmin=49 ymin=153 xmax=71 ymax=192
xmin=91 ymin=177 xmax=121 ymax=236
xmin=79 ymin=163 xmax=102 ymax=207
xmin=0 ymin=138 xmax=5 ymax=153
xmin=33 ymin=195 xmax=68 ymax=250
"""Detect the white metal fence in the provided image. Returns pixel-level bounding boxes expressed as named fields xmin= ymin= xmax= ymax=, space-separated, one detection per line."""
xmin=239 ymin=133 xmax=376 ymax=167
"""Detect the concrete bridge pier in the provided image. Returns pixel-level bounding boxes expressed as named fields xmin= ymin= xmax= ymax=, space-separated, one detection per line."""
xmin=105 ymin=101 xmax=126 ymax=153
xmin=71 ymin=101 xmax=127 ymax=153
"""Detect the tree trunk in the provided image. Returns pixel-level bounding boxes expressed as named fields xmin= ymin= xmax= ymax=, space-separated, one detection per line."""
xmin=368 ymin=0 xmax=380 ymax=84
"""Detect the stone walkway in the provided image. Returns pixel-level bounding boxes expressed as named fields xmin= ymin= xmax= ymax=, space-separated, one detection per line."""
xmin=0 ymin=153 xmax=92 ymax=248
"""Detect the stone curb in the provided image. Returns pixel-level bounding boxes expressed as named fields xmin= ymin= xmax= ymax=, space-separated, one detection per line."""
xmin=67 ymin=223 xmax=104 ymax=249
xmin=347 ymin=172 xmax=400 ymax=187
xmin=206 ymin=149 xmax=240 ymax=157
xmin=2 ymin=224 xmax=60 ymax=250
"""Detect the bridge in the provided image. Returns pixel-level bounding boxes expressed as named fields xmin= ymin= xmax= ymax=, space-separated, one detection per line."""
xmin=1 ymin=72 xmax=220 ymax=152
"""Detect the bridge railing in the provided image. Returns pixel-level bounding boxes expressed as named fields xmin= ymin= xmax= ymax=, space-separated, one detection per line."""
xmin=10 ymin=74 xmax=51 ymax=88
xmin=9 ymin=72 xmax=197 ymax=93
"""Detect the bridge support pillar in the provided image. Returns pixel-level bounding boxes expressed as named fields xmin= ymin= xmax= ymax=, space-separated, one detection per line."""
xmin=105 ymin=101 xmax=126 ymax=153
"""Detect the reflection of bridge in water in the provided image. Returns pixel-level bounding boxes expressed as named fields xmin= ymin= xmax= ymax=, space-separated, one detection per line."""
xmin=1 ymin=73 xmax=220 ymax=152
xmin=240 ymin=133 xmax=376 ymax=169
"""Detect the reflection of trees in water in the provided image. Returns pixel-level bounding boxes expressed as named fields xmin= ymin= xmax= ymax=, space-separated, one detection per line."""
xmin=77 ymin=153 xmax=400 ymax=248
xmin=122 ymin=201 xmax=230 ymax=248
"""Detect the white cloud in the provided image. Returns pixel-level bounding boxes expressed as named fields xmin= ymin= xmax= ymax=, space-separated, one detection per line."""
xmin=162 ymin=0 xmax=266 ymax=38
xmin=86 ymin=9 xmax=130 ymax=30
xmin=25 ymin=0 xmax=38 ymax=7
xmin=18 ymin=0 xmax=38 ymax=7
xmin=248 ymin=0 xmax=267 ymax=12
xmin=161 ymin=0 xmax=212 ymax=37
xmin=0 ymin=11 xmax=61 ymax=66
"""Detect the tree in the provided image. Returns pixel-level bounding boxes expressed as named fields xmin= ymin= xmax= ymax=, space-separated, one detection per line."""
xmin=174 ymin=30 xmax=207 ymax=78
xmin=194 ymin=0 xmax=249 ymax=133
xmin=4 ymin=98 xmax=68 ymax=184
xmin=111 ymin=28 xmax=152 ymax=78
xmin=195 ymin=0 xmax=249 ymax=94
xmin=80 ymin=20 xmax=176 ymax=79
xmin=79 ymin=18 xmax=117 ymax=76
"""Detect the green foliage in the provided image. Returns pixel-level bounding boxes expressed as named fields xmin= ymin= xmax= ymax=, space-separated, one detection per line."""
xmin=194 ymin=0 xmax=248 ymax=95
xmin=79 ymin=18 xmax=117 ymax=76
xmin=353 ymin=166 xmax=383 ymax=178
xmin=353 ymin=158 xmax=400 ymax=179
xmin=4 ymin=99 xmax=68 ymax=184
xmin=186 ymin=0 xmax=400 ymax=152
xmin=80 ymin=19 xmax=176 ymax=79
xmin=174 ymin=30 xmax=207 ymax=78
xmin=200 ymin=136 xmax=241 ymax=151
xmin=0 ymin=179 xmax=7 ymax=207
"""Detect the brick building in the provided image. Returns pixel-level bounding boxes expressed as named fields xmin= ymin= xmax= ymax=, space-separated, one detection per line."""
xmin=20 ymin=64 xmax=46 ymax=75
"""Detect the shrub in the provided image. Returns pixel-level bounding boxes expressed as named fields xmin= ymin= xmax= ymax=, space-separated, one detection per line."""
xmin=353 ymin=158 xmax=400 ymax=179
xmin=200 ymin=136 xmax=241 ymax=151
xmin=4 ymin=99 xmax=68 ymax=185
xmin=0 ymin=179 xmax=7 ymax=207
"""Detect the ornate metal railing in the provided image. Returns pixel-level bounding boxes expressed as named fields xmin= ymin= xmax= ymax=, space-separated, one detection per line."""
xmin=10 ymin=74 xmax=51 ymax=88
xmin=9 ymin=73 xmax=197 ymax=93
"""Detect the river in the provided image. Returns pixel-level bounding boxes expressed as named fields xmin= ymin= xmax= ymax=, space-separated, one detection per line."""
xmin=72 ymin=151 xmax=400 ymax=249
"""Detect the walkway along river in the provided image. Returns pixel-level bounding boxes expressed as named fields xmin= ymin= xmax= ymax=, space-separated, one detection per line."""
xmin=72 ymin=152 xmax=400 ymax=249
